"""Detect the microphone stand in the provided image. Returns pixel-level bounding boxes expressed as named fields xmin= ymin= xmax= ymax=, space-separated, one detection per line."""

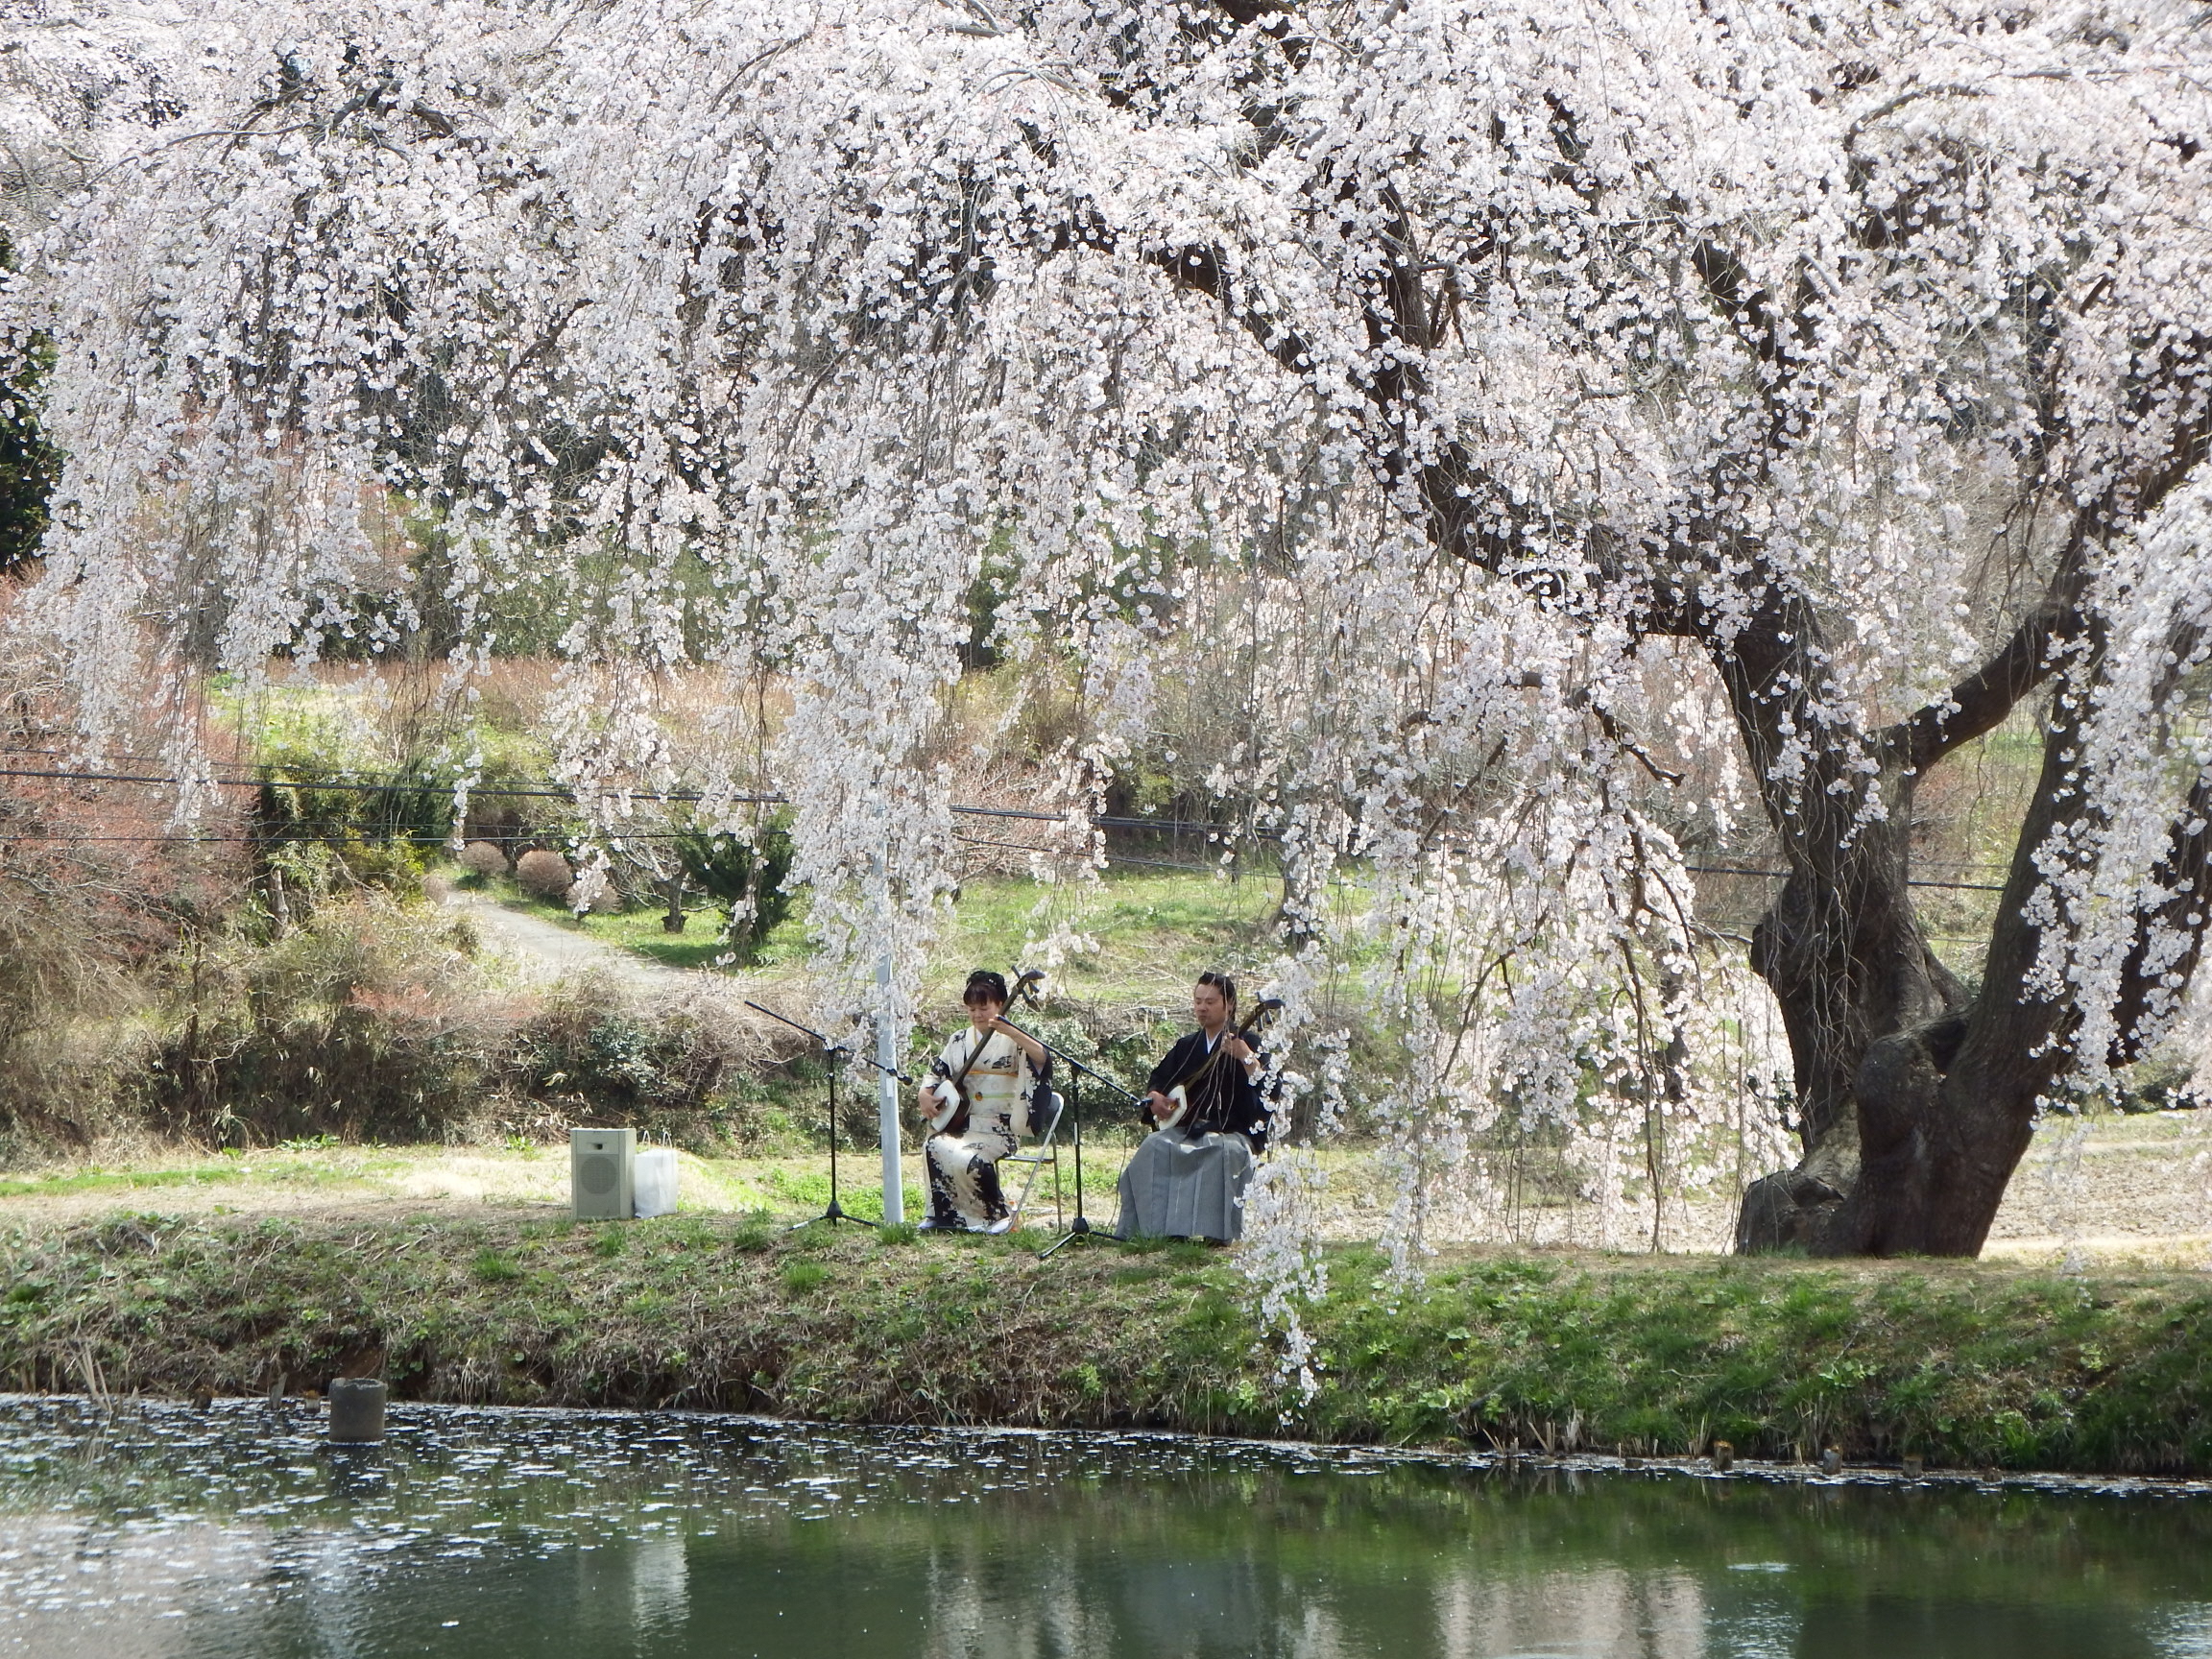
xmin=997 ymin=1015 xmax=1143 ymax=1261
xmin=745 ymin=1000 xmax=912 ymax=1231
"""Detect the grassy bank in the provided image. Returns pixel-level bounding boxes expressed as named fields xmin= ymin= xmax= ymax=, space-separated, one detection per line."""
xmin=3 ymin=1211 xmax=2207 ymax=1476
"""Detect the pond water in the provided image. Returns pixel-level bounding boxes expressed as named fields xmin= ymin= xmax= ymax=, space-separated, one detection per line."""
xmin=0 ymin=1397 xmax=2207 ymax=1658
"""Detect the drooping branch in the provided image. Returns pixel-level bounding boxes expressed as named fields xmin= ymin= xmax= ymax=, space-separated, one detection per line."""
xmin=1150 ymin=237 xmax=1527 ymax=579
xmin=2107 ymin=768 xmax=2212 ymax=1067
xmin=1688 ymin=237 xmax=1819 ymax=455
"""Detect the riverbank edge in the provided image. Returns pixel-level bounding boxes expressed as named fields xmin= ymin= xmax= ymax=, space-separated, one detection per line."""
xmin=3 ymin=1210 xmax=2207 ymax=1476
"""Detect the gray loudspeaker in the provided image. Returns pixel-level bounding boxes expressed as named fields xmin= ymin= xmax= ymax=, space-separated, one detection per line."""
xmin=570 ymin=1127 xmax=636 ymax=1220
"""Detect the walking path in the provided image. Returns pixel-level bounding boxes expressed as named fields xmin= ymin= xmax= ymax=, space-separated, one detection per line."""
xmin=435 ymin=889 xmax=695 ymax=994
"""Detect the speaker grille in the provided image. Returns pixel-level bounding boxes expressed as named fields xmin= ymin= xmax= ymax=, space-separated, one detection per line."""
xmin=570 ymin=1127 xmax=635 ymax=1220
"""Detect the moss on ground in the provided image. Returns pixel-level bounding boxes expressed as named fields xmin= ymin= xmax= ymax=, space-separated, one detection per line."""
xmin=1 ymin=1214 xmax=2206 ymax=1476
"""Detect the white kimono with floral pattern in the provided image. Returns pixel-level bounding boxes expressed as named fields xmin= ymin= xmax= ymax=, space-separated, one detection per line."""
xmin=922 ymin=1029 xmax=1037 ymax=1230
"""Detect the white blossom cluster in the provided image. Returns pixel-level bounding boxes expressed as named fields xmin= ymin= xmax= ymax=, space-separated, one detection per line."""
xmin=3 ymin=1 xmax=2209 ymax=1331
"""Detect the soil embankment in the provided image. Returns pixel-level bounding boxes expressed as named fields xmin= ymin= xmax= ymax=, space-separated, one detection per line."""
xmin=3 ymin=1210 xmax=2207 ymax=1477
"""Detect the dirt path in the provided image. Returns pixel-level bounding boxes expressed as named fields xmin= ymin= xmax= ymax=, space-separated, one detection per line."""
xmin=436 ymin=890 xmax=694 ymax=994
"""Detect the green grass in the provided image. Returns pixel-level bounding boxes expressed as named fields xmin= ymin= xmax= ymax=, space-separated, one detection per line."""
xmin=1297 ymin=1252 xmax=2212 ymax=1471
xmin=2 ymin=1214 xmax=2206 ymax=1474
xmin=0 ymin=1168 xmax=225 ymax=1200
xmin=761 ymin=1166 xmax=926 ymax=1223
xmin=931 ymin=869 xmax=1278 ymax=1005
xmin=0 ymin=1158 xmax=380 ymax=1200
xmin=729 ymin=1212 xmax=777 ymax=1252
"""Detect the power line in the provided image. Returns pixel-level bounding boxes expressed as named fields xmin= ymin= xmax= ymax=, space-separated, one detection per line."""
xmin=0 ymin=758 xmax=2018 ymax=893
xmin=0 ymin=759 xmax=1229 ymax=836
xmin=952 ymin=830 xmax=1243 ymax=875
xmin=0 ymin=745 xmax=2036 ymax=878
xmin=0 ymin=821 xmax=1238 ymax=877
xmin=0 ymin=762 xmax=595 ymax=803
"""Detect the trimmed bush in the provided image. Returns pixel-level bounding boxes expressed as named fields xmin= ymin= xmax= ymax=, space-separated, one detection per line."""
xmin=565 ymin=880 xmax=622 ymax=914
xmin=459 ymin=841 xmax=509 ymax=878
xmin=515 ymin=850 xmax=572 ymax=899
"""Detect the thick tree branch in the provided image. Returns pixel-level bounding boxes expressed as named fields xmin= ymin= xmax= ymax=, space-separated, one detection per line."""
xmin=1156 ymin=239 xmax=1523 ymax=575
xmin=1887 ymin=534 xmax=2089 ymax=773
xmin=1689 ymin=237 xmax=1817 ymax=454
xmin=1885 ymin=373 xmax=2212 ymax=773
xmin=1156 ymin=235 xmax=1704 ymax=636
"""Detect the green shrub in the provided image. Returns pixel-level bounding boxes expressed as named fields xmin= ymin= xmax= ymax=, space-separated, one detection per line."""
xmin=672 ymin=817 xmax=797 ymax=965
xmin=138 ymin=905 xmax=763 ymax=1149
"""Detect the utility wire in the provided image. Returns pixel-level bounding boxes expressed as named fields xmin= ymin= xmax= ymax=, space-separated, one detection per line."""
xmin=1681 ymin=861 xmax=2008 ymax=895
xmin=0 ymin=760 xmax=2016 ymax=893
xmin=951 ymin=830 xmax=1242 ymax=875
xmin=0 ymin=760 xmax=1217 ymax=835
xmin=0 ymin=823 xmax=1240 ymax=878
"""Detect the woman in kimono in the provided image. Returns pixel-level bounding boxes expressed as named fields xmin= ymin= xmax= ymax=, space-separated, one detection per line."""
xmin=917 ymin=970 xmax=1051 ymax=1232
xmin=1117 ymin=972 xmax=1271 ymax=1244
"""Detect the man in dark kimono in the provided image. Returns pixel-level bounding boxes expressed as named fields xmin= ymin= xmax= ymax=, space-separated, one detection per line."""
xmin=1116 ymin=972 xmax=1270 ymax=1243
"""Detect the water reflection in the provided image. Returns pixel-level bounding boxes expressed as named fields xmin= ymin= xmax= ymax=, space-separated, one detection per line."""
xmin=0 ymin=1397 xmax=2206 ymax=1658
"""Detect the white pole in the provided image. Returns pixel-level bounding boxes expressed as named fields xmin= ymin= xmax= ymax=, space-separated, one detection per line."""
xmin=875 ymin=950 xmax=904 ymax=1225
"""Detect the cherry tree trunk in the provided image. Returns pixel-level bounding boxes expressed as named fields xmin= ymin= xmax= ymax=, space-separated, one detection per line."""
xmin=1738 ymin=699 xmax=2096 ymax=1256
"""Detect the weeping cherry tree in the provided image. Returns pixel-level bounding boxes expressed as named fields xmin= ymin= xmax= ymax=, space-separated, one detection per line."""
xmin=2 ymin=0 xmax=2210 ymax=1262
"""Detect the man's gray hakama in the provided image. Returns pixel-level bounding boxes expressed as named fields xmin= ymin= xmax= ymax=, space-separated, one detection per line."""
xmin=1115 ymin=1125 xmax=1255 ymax=1242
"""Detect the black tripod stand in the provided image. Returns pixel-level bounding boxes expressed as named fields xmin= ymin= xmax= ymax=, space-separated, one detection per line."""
xmin=745 ymin=1000 xmax=911 ymax=1231
xmin=997 ymin=1018 xmax=1144 ymax=1260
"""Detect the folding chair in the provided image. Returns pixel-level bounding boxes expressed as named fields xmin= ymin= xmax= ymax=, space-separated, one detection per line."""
xmin=998 ymin=1087 xmax=1066 ymax=1232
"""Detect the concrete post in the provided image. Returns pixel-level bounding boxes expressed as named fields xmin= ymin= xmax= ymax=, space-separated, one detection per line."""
xmin=327 ymin=1378 xmax=388 ymax=1443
